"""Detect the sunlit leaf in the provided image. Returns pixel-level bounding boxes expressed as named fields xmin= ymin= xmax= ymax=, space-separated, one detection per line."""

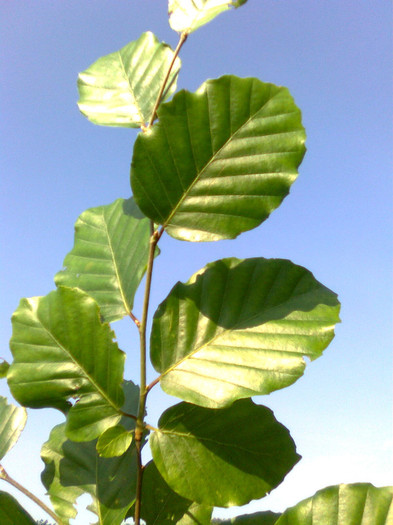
xmin=169 ymin=0 xmax=248 ymax=33
xmin=41 ymin=381 xmax=139 ymax=525
xmin=0 ymin=396 xmax=27 ymax=460
xmin=131 ymin=75 xmax=305 ymax=242
xmin=151 ymin=257 xmax=340 ymax=408
xmin=127 ymin=460 xmax=212 ymax=524
xmin=275 ymin=483 xmax=393 ymax=525
xmin=55 ymin=198 xmax=153 ymax=322
xmin=150 ymin=399 xmax=300 ymax=507
xmin=0 ymin=491 xmax=36 ymax=525
xmin=96 ymin=424 xmax=133 ymax=458
xmin=78 ymin=32 xmax=181 ymax=127
xmin=8 ymin=287 xmax=126 ymax=441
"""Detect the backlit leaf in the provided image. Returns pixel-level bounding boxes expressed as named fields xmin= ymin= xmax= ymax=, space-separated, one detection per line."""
xmin=96 ymin=424 xmax=133 ymax=458
xmin=151 ymin=257 xmax=340 ymax=408
xmin=0 ymin=492 xmax=36 ymax=525
xmin=8 ymin=287 xmax=126 ymax=441
xmin=275 ymin=483 xmax=393 ymax=525
xmin=150 ymin=399 xmax=300 ymax=507
xmin=131 ymin=75 xmax=306 ymax=242
xmin=55 ymin=198 xmax=153 ymax=323
xmin=168 ymin=0 xmax=248 ymax=33
xmin=0 ymin=396 xmax=27 ymax=460
xmin=78 ymin=32 xmax=181 ymax=127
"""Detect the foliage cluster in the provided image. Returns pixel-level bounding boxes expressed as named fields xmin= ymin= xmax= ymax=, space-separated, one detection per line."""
xmin=0 ymin=2 xmax=391 ymax=524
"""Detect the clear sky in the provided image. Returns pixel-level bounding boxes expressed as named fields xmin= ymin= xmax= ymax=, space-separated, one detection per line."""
xmin=1 ymin=1 xmax=392 ymax=523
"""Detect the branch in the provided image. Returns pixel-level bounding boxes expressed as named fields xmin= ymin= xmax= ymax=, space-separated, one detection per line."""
xmin=0 ymin=464 xmax=62 ymax=524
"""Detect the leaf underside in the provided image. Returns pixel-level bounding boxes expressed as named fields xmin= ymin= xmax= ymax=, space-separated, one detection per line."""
xmin=8 ymin=286 xmax=125 ymax=441
xmin=151 ymin=257 xmax=340 ymax=408
xmin=78 ymin=31 xmax=181 ymax=127
xmin=275 ymin=483 xmax=393 ymax=525
xmin=0 ymin=396 xmax=27 ymax=460
xmin=150 ymin=399 xmax=300 ymax=507
xmin=0 ymin=492 xmax=36 ymax=525
xmin=55 ymin=197 xmax=153 ymax=323
xmin=131 ymin=75 xmax=306 ymax=242
xmin=168 ymin=0 xmax=248 ymax=33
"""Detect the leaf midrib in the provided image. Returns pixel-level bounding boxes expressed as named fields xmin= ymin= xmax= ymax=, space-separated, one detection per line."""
xmin=162 ymin=85 xmax=284 ymax=229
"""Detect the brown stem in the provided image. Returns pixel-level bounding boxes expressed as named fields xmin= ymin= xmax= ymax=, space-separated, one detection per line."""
xmin=0 ymin=464 xmax=62 ymax=524
xmin=146 ymin=32 xmax=188 ymax=129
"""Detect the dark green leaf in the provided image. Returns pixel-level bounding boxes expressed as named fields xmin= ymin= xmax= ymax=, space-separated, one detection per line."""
xmin=55 ymin=198 xmax=153 ymax=323
xmin=8 ymin=287 xmax=126 ymax=441
xmin=96 ymin=425 xmax=133 ymax=458
xmin=41 ymin=381 xmax=139 ymax=525
xmin=127 ymin=460 xmax=212 ymax=524
xmin=169 ymin=0 xmax=248 ymax=33
xmin=0 ymin=359 xmax=10 ymax=379
xmin=275 ymin=483 xmax=393 ymax=525
xmin=0 ymin=396 xmax=27 ymax=459
xmin=150 ymin=399 xmax=300 ymax=507
xmin=0 ymin=491 xmax=36 ymax=525
xmin=78 ymin=32 xmax=181 ymax=128
xmin=151 ymin=257 xmax=340 ymax=408
xmin=131 ymin=75 xmax=306 ymax=242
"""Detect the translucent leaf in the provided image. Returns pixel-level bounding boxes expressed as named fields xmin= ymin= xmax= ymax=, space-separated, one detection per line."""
xmin=96 ymin=424 xmax=133 ymax=458
xmin=151 ymin=257 xmax=340 ymax=408
xmin=55 ymin=198 xmax=154 ymax=323
xmin=168 ymin=0 xmax=248 ymax=33
xmin=41 ymin=381 xmax=139 ymax=525
xmin=150 ymin=399 xmax=300 ymax=507
xmin=131 ymin=76 xmax=306 ymax=242
xmin=78 ymin=32 xmax=181 ymax=127
xmin=127 ymin=460 xmax=212 ymax=524
xmin=275 ymin=483 xmax=393 ymax=525
xmin=8 ymin=287 xmax=126 ymax=441
xmin=0 ymin=359 xmax=10 ymax=379
xmin=0 ymin=397 xmax=27 ymax=460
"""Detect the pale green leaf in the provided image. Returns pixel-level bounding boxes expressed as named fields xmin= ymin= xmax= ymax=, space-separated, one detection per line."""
xmin=96 ymin=424 xmax=133 ymax=458
xmin=131 ymin=75 xmax=306 ymax=242
xmin=8 ymin=287 xmax=126 ymax=441
xmin=78 ymin=32 xmax=181 ymax=127
xmin=275 ymin=483 xmax=393 ymax=525
xmin=127 ymin=460 xmax=212 ymax=524
xmin=55 ymin=198 xmax=153 ymax=323
xmin=150 ymin=399 xmax=300 ymax=507
xmin=0 ymin=396 xmax=27 ymax=460
xmin=169 ymin=0 xmax=248 ymax=33
xmin=151 ymin=257 xmax=340 ymax=408
xmin=41 ymin=381 xmax=139 ymax=525
xmin=0 ymin=491 xmax=36 ymax=525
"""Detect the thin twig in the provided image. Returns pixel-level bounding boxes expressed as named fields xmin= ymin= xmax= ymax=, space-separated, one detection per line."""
xmin=0 ymin=464 xmax=62 ymax=524
xmin=129 ymin=311 xmax=141 ymax=328
xmin=146 ymin=32 xmax=188 ymax=129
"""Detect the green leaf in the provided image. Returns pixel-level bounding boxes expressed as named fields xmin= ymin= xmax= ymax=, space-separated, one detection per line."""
xmin=213 ymin=511 xmax=281 ymax=525
xmin=55 ymin=198 xmax=154 ymax=323
xmin=127 ymin=460 xmax=212 ymax=524
xmin=150 ymin=399 xmax=300 ymax=507
xmin=0 ymin=396 xmax=27 ymax=459
xmin=0 ymin=491 xmax=36 ymax=525
xmin=96 ymin=424 xmax=133 ymax=458
xmin=41 ymin=381 xmax=139 ymax=525
xmin=169 ymin=0 xmax=248 ymax=34
xmin=0 ymin=359 xmax=10 ymax=379
xmin=275 ymin=483 xmax=393 ymax=525
xmin=151 ymin=257 xmax=340 ymax=408
xmin=131 ymin=75 xmax=306 ymax=242
xmin=8 ymin=286 xmax=126 ymax=441
xmin=77 ymin=32 xmax=181 ymax=128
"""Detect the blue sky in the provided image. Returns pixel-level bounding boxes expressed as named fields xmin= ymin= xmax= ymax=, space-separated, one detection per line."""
xmin=1 ymin=1 xmax=392 ymax=523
